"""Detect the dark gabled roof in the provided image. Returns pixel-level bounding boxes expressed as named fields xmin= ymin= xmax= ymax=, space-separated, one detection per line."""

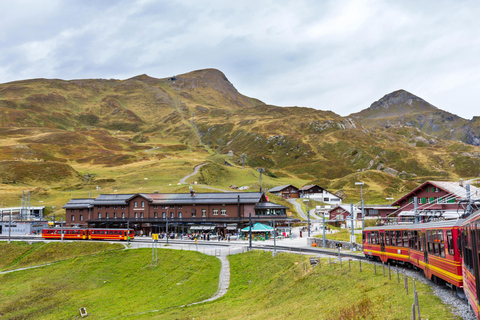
xmin=268 ymin=185 xmax=298 ymax=193
xmin=63 ymin=198 xmax=96 ymax=209
xmin=93 ymin=194 xmax=134 ymax=205
xmin=299 ymin=184 xmax=324 ymax=191
xmin=146 ymin=192 xmax=264 ymax=205
xmin=254 ymin=202 xmax=288 ymax=209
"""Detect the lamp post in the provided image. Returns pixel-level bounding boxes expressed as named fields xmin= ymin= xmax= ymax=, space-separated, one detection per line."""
xmin=355 ymin=182 xmax=365 ymax=230
xmin=322 ymin=210 xmax=326 ymax=248
xmin=303 ymin=198 xmax=310 ymax=237
xmin=52 ymin=206 xmax=55 ymax=223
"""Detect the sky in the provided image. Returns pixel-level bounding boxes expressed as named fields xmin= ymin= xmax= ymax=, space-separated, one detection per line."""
xmin=1 ymin=0 xmax=479 ymax=119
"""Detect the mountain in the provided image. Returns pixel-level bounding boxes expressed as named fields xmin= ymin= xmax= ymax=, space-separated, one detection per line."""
xmin=349 ymin=90 xmax=480 ymax=146
xmin=1 ymin=69 xmax=480 ymax=208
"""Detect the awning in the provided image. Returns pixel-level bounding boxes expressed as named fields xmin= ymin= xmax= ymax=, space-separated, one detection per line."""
xmin=241 ymin=223 xmax=274 ymax=233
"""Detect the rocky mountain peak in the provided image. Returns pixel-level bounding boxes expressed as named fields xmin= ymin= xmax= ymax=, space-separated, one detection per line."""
xmin=368 ymin=89 xmax=437 ymax=113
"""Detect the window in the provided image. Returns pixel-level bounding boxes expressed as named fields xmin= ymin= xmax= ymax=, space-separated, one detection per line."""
xmin=438 ymin=229 xmax=445 ymax=258
xmin=446 ymin=230 xmax=454 ymax=255
xmin=114 ymin=213 xmax=117 ymax=219
xmin=162 ymin=205 xmax=167 ymax=209
xmin=154 ymin=205 xmax=158 ymax=209
xmin=191 ymin=209 xmax=196 ymax=217
xmin=430 ymin=197 xmax=434 ymax=203
xmin=396 ymin=231 xmax=402 ymax=247
xmin=97 ymin=206 xmax=102 ymax=210
xmin=141 ymin=201 xmax=145 ymax=208
xmin=72 ymin=209 xmax=75 ymax=213
xmin=106 ymin=213 xmax=109 ymax=219
xmin=135 ymin=212 xmax=138 ymax=218
xmin=221 ymin=209 xmax=226 ymax=215
xmin=178 ymin=205 xmax=183 ymax=209
xmin=162 ymin=212 xmax=166 ymax=218
xmin=80 ymin=215 xmax=83 ymax=221
xmin=154 ymin=212 xmax=158 ymax=218
xmin=98 ymin=213 xmax=101 ymax=219
xmin=122 ymin=212 xmax=125 ymax=218
xmin=179 ymin=212 xmax=182 ymax=218
xmin=213 ymin=209 xmax=218 ymax=215
xmin=447 ymin=198 xmax=455 ymax=203
xmin=140 ymin=212 xmax=144 ymax=218
xmin=427 ymin=230 xmax=433 ymax=254
xmin=134 ymin=201 xmax=138 ymax=208
xmin=170 ymin=205 xmax=174 ymax=209
xmin=105 ymin=205 xmax=110 ymax=209
xmin=71 ymin=215 xmax=75 ymax=221
xmin=385 ymin=231 xmax=390 ymax=246
xmin=202 ymin=209 xmax=206 ymax=217
xmin=390 ymin=231 xmax=395 ymax=247
xmin=403 ymin=231 xmax=408 ymax=248
xmin=122 ymin=206 xmax=126 ymax=209
xmin=433 ymin=230 xmax=439 ymax=256
xmin=114 ymin=206 xmax=118 ymax=210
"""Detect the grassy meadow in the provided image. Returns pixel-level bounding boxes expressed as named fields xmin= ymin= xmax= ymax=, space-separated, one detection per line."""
xmin=0 ymin=242 xmax=460 ymax=319
xmin=0 ymin=242 xmax=220 ymax=319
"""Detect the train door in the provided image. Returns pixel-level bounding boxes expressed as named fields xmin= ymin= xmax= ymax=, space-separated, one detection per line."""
xmin=380 ymin=231 xmax=386 ymax=262
xmin=422 ymin=231 xmax=429 ymax=272
xmin=474 ymin=222 xmax=480 ymax=305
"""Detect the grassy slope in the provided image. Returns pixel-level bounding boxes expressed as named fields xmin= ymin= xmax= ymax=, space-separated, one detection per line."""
xmin=155 ymin=251 xmax=458 ymax=320
xmin=0 ymin=246 xmax=220 ymax=319
xmin=1 ymin=70 xmax=480 ymax=217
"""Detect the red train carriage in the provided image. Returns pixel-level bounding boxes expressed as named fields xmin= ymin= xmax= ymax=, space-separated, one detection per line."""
xmin=364 ymin=220 xmax=463 ymax=289
xmin=42 ymin=228 xmax=88 ymax=240
xmin=88 ymin=228 xmax=134 ymax=241
xmin=42 ymin=228 xmax=134 ymax=241
xmin=460 ymin=210 xmax=480 ymax=318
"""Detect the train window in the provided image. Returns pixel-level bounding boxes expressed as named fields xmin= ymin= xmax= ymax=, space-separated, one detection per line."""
xmin=427 ymin=231 xmax=433 ymax=254
xmin=101 ymin=231 xmax=105 ymax=235
xmin=418 ymin=231 xmax=423 ymax=251
xmin=368 ymin=232 xmax=372 ymax=244
xmin=438 ymin=230 xmax=445 ymax=258
xmin=385 ymin=231 xmax=390 ymax=246
xmin=403 ymin=231 xmax=408 ymax=247
xmin=433 ymin=231 xmax=439 ymax=256
xmin=114 ymin=231 xmax=118 ymax=235
xmin=375 ymin=231 xmax=379 ymax=245
xmin=110 ymin=231 xmax=113 ymax=235
xmin=396 ymin=231 xmax=402 ymax=247
xmin=390 ymin=231 xmax=395 ymax=246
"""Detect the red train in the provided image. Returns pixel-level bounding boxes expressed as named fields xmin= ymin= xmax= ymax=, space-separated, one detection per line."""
xmin=364 ymin=216 xmax=480 ymax=318
xmin=42 ymin=228 xmax=134 ymax=241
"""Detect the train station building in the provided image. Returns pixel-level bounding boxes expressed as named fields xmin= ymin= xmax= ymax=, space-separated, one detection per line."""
xmin=63 ymin=191 xmax=296 ymax=236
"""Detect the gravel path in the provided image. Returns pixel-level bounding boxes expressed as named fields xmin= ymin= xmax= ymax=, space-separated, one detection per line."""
xmin=180 ymin=163 xmax=208 ymax=184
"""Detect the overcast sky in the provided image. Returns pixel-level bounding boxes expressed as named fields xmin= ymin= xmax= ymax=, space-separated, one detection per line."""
xmin=1 ymin=0 xmax=479 ymax=119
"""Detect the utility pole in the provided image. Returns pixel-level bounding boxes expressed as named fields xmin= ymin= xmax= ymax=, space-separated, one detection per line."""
xmin=61 ymin=217 xmax=64 ymax=242
xmin=218 ymin=139 xmax=222 ymax=155
xmin=241 ymin=153 xmax=247 ymax=169
xmin=414 ymin=197 xmax=418 ymax=223
xmin=166 ymin=215 xmax=169 ymax=245
xmin=249 ymin=212 xmax=252 ymax=250
xmin=8 ymin=209 xmax=12 ymax=244
xmin=350 ymin=202 xmax=354 ymax=245
xmin=304 ymin=198 xmax=310 ymax=237
xmin=322 ymin=210 xmax=326 ymax=248
xmin=272 ymin=220 xmax=277 ymax=257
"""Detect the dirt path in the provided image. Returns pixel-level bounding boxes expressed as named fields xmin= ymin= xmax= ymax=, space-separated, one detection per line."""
xmin=180 ymin=163 xmax=208 ymax=184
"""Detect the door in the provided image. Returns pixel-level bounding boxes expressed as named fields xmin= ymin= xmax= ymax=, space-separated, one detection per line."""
xmin=380 ymin=231 xmax=386 ymax=262
xmin=473 ymin=224 xmax=480 ymax=305
xmin=422 ymin=231 xmax=429 ymax=277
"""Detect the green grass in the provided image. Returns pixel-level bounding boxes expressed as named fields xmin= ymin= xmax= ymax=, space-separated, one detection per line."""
xmin=0 ymin=246 xmax=220 ymax=319
xmin=151 ymin=251 xmax=458 ymax=319
xmin=315 ymin=228 xmax=363 ymax=244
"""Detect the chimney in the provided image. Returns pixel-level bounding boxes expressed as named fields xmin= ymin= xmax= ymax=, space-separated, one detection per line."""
xmin=459 ymin=179 xmax=464 ymax=187
xmin=189 ymin=186 xmax=195 ymax=197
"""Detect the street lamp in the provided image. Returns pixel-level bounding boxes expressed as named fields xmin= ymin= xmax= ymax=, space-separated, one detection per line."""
xmin=303 ymin=198 xmax=310 ymax=237
xmin=355 ymin=182 xmax=365 ymax=230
